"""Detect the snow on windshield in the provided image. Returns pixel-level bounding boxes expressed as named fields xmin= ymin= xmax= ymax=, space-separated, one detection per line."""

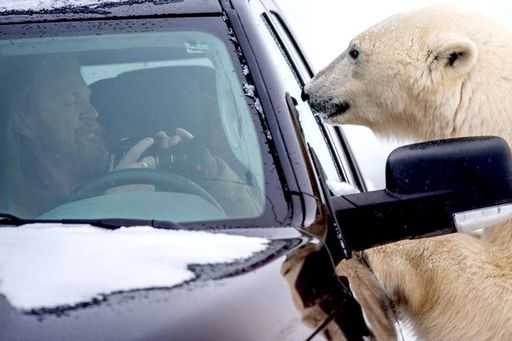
xmin=0 ymin=224 xmax=268 ymax=311
xmin=0 ymin=0 xmax=125 ymax=11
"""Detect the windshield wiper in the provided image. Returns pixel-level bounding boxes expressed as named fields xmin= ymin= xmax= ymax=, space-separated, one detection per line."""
xmin=0 ymin=213 xmax=184 ymax=230
xmin=0 ymin=213 xmax=26 ymax=226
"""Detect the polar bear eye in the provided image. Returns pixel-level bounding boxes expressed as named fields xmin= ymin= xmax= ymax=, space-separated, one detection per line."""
xmin=349 ymin=48 xmax=360 ymax=60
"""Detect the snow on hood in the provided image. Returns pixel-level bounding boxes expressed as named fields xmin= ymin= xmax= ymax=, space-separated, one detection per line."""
xmin=0 ymin=224 xmax=269 ymax=311
xmin=0 ymin=0 xmax=125 ymax=12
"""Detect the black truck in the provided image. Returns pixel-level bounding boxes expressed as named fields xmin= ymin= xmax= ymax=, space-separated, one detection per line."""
xmin=1 ymin=1 xmax=511 ymax=340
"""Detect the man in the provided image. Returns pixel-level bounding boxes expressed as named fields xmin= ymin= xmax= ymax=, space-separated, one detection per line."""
xmin=2 ymin=57 xmax=261 ymax=217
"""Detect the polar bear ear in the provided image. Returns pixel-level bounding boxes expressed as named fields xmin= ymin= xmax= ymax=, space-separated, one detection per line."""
xmin=428 ymin=33 xmax=478 ymax=77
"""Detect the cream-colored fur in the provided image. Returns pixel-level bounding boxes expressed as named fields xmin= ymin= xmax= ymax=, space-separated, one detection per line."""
xmin=282 ymin=245 xmax=398 ymax=340
xmin=305 ymin=6 xmax=512 ymax=341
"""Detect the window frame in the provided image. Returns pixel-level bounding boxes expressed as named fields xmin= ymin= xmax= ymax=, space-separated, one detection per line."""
xmin=263 ymin=10 xmax=368 ymax=192
xmin=0 ymin=15 xmax=293 ymax=227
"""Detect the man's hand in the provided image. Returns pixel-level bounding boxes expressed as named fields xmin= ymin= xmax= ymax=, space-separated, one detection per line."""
xmin=114 ymin=128 xmax=194 ymax=170
xmin=154 ymin=128 xmax=194 ymax=150
xmin=114 ymin=137 xmax=157 ymax=170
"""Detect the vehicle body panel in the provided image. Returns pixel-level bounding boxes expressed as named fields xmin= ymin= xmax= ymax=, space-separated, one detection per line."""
xmin=0 ymin=0 xmax=359 ymax=340
xmin=0 ymin=233 xmax=314 ymax=341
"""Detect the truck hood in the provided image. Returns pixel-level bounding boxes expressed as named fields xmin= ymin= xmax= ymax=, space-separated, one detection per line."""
xmin=0 ymin=224 xmax=300 ymax=312
xmin=0 ymin=224 xmax=310 ymax=341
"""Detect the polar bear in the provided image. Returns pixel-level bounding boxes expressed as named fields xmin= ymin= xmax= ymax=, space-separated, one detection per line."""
xmin=304 ymin=6 xmax=512 ymax=341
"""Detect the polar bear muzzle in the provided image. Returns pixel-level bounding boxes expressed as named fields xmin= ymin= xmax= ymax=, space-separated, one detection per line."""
xmin=306 ymin=94 xmax=351 ymax=119
xmin=334 ymin=100 xmax=351 ymax=116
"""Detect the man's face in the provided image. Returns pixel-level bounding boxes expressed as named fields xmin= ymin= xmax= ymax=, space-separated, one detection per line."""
xmin=31 ymin=61 xmax=108 ymax=177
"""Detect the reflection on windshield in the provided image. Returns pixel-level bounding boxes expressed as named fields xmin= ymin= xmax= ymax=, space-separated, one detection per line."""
xmin=0 ymin=29 xmax=265 ymax=222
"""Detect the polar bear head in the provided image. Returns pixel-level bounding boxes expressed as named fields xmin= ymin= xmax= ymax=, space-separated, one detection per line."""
xmin=304 ymin=7 xmax=495 ymax=141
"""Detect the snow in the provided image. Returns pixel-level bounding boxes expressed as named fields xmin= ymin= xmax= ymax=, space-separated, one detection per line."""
xmin=0 ymin=0 xmax=125 ymax=11
xmin=326 ymin=179 xmax=360 ymax=196
xmin=0 ymin=224 xmax=269 ymax=311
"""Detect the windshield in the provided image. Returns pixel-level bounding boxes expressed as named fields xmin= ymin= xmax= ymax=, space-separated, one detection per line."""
xmin=0 ymin=17 xmax=276 ymax=225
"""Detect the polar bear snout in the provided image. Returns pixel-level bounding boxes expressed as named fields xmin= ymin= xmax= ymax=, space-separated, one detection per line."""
xmin=304 ymin=77 xmax=352 ymax=118
xmin=307 ymin=95 xmax=351 ymax=118
xmin=334 ymin=100 xmax=351 ymax=115
xmin=300 ymin=88 xmax=310 ymax=102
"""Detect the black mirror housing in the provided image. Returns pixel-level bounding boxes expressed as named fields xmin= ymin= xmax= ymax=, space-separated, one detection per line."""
xmin=329 ymin=136 xmax=512 ymax=258
xmin=386 ymin=137 xmax=512 ymax=200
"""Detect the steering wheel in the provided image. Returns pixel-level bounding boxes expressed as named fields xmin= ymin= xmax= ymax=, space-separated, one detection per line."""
xmin=69 ymin=168 xmax=225 ymax=213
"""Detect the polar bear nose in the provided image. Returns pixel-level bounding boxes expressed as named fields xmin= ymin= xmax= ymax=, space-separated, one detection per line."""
xmin=335 ymin=101 xmax=351 ymax=115
xmin=301 ymin=89 xmax=310 ymax=101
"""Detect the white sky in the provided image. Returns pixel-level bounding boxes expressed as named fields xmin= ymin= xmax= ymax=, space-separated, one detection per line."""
xmin=276 ymin=0 xmax=512 ymax=188
xmin=0 ymin=225 xmax=268 ymax=310
xmin=276 ymin=0 xmax=512 ymax=70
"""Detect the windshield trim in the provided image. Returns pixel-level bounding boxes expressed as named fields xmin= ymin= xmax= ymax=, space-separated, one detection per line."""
xmin=0 ymin=213 xmax=186 ymax=230
xmin=0 ymin=1 xmax=223 ymax=25
xmin=0 ymin=16 xmax=292 ymax=229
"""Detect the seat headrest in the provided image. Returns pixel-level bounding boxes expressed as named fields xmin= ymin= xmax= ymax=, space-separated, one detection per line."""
xmin=91 ymin=65 xmax=218 ymax=148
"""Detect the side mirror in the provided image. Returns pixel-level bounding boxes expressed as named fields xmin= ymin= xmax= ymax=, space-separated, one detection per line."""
xmin=327 ymin=136 xmax=512 ymax=258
